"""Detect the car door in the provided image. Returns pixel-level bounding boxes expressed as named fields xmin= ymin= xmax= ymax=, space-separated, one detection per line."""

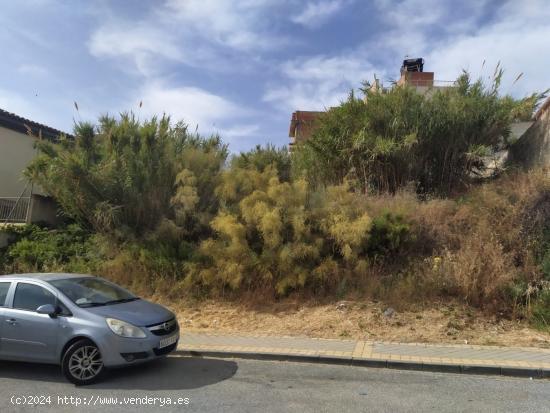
xmin=1 ymin=281 xmax=60 ymax=363
xmin=0 ymin=281 xmax=12 ymax=357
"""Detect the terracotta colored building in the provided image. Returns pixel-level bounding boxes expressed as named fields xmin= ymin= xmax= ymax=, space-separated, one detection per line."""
xmin=288 ymin=110 xmax=325 ymax=151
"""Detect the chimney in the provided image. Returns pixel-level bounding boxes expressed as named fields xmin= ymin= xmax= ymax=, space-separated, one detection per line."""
xmin=397 ymin=57 xmax=434 ymax=88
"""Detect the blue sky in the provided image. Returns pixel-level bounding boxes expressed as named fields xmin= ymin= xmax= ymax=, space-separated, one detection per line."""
xmin=1 ymin=0 xmax=549 ymax=153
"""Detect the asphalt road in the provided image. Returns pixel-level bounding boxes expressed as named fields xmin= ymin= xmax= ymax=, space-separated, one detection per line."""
xmin=0 ymin=356 xmax=548 ymax=412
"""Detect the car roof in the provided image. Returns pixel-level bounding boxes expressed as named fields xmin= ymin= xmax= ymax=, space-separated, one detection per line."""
xmin=0 ymin=273 xmax=96 ymax=282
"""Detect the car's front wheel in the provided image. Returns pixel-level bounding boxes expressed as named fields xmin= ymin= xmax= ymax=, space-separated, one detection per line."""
xmin=62 ymin=339 xmax=105 ymax=385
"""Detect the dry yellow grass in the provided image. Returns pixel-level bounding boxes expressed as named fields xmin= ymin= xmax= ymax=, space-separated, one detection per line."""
xmin=150 ymin=296 xmax=550 ymax=348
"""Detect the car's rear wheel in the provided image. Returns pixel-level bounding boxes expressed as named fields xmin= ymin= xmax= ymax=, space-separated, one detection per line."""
xmin=62 ymin=339 xmax=104 ymax=385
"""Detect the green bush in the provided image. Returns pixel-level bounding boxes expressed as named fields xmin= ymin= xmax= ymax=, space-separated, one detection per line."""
xmin=293 ymin=70 xmax=543 ymax=195
xmin=532 ymin=289 xmax=550 ymax=330
xmin=5 ymin=224 xmax=94 ymax=272
xmin=25 ymin=115 xmax=228 ymax=235
xmin=231 ymin=144 xmax=291 ymax=183
xmin=367 ymin=212 xmax=411 ymax=258
xmin=542 ymin=250 xmax=550 ymax=281
xmin=183 ymin=168 xmax=412 ymax=296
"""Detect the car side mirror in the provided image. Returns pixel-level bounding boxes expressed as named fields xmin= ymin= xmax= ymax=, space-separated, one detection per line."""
xmin=36 ymin=304 xmax=58 ymax=317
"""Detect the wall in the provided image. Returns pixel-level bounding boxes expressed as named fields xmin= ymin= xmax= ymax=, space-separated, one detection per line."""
xmin=508 ymin=108 xmax=550 ymax=169
xmin=29 ymin=195 xmax=60 ymax=226
xmin=397 ymin=71 xmax=434 ymax=87
xmin=0 ymin=230 xmax=12 ymax=248
xmin=0 ymin=126 xmax=56 ymax=225
xmin=0 ymin=126 xmax=42 ymax=197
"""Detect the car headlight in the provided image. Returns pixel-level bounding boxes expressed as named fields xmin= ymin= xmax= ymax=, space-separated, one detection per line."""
xmin=106 ymin=318 xmax=146 ymax=338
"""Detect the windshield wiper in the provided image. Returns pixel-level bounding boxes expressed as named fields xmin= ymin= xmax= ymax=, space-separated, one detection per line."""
xmin=102 ymin=297 xmax=140 ymax=305
xmin=79 ymin=302 xmax=108 ymax=308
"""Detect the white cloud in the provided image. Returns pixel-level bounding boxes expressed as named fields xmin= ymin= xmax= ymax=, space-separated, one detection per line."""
xmin=380 ymin=0 xmax=550 ymax=96
xmin=136 ymin=80 xmax=259 ymax=142
xmin=426 ymin=26 xmax=550 ymax=96
xmin=375 ymin=0 xmax=447 ymax=27
xmin=164 ymin=0 xmax=285 ymax=51
xmin=222 ymin=124 xmax=261 ymax=138
xmin=132 ymin=80 xmax=262 ymax=151
xmin=86 ymin=1 xmax=273 ymax=148
xmin=289 ymin=0 xmax=550 ymax=100
xmin=371 ymin=0 xmax=489 ymax=61
xmin=17 ymin=64 xmax=48 ymax=77
xmin=88 ymin=24 xmax=185 ymax=76
xmin=265 ymin=0 xmax=486 ymax=112
xmin=291 ymin=0 xmax=347 ymax=28
xmin=264 ymin=53 xmax=381 ymax=111
xmin=87 ymin=0 xmax=289 ymax=76
xmin=265 ymin=0 xmax=550 ymax=115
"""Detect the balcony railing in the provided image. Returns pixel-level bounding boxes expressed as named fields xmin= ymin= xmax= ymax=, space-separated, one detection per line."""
xmin=0 ymin=197 xmax=31 ymax=224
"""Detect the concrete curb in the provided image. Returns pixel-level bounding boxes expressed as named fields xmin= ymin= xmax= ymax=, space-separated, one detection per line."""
xmin=174 ymin=349 xmax=550 ymax=379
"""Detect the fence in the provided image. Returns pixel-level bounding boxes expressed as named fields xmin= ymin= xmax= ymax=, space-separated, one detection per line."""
xmin=0 ymin=197 xmax=31 ymax=223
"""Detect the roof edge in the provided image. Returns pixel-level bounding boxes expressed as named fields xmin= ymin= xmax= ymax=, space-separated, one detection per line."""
xmin=534 ymin=96 xmax=550 ymax=121
xmin=0 ymin=108 xmax=73 ymax=141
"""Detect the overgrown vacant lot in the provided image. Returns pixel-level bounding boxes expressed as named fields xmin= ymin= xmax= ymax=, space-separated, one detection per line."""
xmin=2 ymin=73 xmax=550 ymax=343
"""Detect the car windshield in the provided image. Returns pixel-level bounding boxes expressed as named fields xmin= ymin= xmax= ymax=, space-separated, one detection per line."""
xmin=49 ymin=277 xmax=138 ymax=308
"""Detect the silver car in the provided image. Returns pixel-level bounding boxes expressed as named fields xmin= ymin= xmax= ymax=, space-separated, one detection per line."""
xmin=0 ymin=273 xmax=180 ymax=385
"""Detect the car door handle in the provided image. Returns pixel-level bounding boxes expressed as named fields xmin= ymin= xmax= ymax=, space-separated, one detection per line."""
xmin=5 ymin=318 xmax=18 ymax=325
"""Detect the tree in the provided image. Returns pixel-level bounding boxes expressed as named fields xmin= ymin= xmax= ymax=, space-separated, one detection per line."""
xmin=231 ymin=144 xmax=292 ymax=182
xmin=25 ymin=114 xmax=227 ymax=235
xmin=292 ymin=70 xmax=545 ymax=195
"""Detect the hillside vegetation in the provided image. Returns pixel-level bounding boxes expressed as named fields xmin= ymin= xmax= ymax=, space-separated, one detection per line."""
xmin=1 ymin=71 xmax=549 ymax=330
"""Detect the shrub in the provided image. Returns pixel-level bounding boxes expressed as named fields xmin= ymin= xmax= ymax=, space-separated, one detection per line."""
xmin=542 ymin=251 xmax=550 ymax=281
xmin=366 ymin=211 xmax=411 ymax=258
xmin=25 ymin=115 xmax=227 ymax=235
xmin=4 ymin=224 xmax=96 ymax=273
xmin=231 ymin=144 xmax=291 ymax=182
xmin=185 ymin=166 xmax=322 ymax=295
xmin=436 ymin=232 xmax=516 ymax=307
xmin=532 ymin=288 xmax=550 ymax=330
xmin=184 ymin=167 xmax=415 ymax=296
xmin=293 ymin=70 xmax=544 ymax=195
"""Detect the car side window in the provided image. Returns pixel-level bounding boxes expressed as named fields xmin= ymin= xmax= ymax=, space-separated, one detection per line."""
xmin=13 ymin=283 xmax=56 ymax=312
xmin=0 ymin=282 xmax=11 ymax=307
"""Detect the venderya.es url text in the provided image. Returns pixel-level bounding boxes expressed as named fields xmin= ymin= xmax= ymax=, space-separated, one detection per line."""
xmin=10 ymin=394 xmax=190 ymax=407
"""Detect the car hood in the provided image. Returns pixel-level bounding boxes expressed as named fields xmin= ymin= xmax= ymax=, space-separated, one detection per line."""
xmin=85 ymin=299 xmax=175 ymax=326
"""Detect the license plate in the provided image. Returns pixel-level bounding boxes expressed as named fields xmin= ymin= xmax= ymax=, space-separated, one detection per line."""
xmin=159 ymin=334 xmax=179 ymax=348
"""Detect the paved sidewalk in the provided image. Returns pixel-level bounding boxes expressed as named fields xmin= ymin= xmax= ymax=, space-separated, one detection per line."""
xmin=177 ymin=331 xmax=550 ymax=378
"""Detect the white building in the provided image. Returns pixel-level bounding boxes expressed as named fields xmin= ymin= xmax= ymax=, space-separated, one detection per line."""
xmin=0 ymin=108 xmax=69 ymax=226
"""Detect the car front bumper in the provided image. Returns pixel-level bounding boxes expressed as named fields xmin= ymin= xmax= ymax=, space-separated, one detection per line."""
xmin=96 ymin=327 xmax=180 ymax=367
